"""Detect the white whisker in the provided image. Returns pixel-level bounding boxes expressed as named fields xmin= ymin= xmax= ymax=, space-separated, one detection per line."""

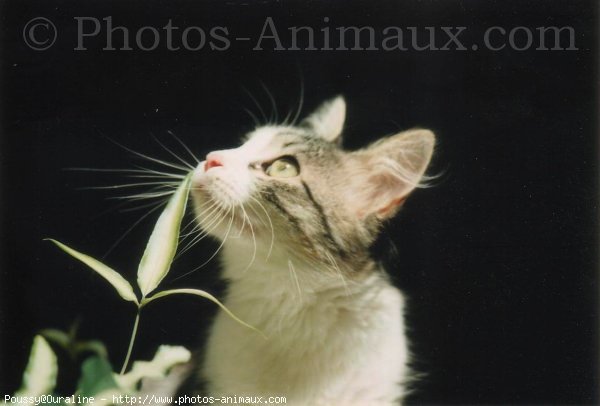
xmin=288 ymin=259 xmax=303 ymax=301
xmin=250 ymin=196 xmax=275 ymax=260
xmin=240 ymin=203 xmax=257 ymax=272
xmin=102 ymin=200 xmax=166 ymax=258
xmin=180 ymin=200 xmax=219 ymax=235
xmin=246 ymin=201 xmax=267 ymax=228
xmin=79 ymin=181 xmax=179 ymax=191
xmin=109 ymin=138 xmax=191 ymax=172
xmin=174 ymin=205 xmax=235 ymax=281
xmin=243 ymin=87 xmax=268 ymax=124
xmin=167 ymin=130 xmax=201 ymax=164
xmin=152 ymin=135 xmax=195 ymax=170
xmin=179 ymin=202 xmax=227 ymax=244
xmin=291 ymin=78 xmax=305 ymax=126
xmin=119 ymin=200 xmax=168 ymax=213
xmin=129 ymin=166 xmax=187 ymax=179
xmin=109 ymin=190 xmax=175 ymax=201
xmin=243 ymin=107 xmax=261 ymax=127
xmin=261 ymin=82 xmax=278 ymax=124
xmin=325 ymin=251 xmax=349 ymax=295
xmin=235 ymin=205 xmax=248 ymax=238
xmin=187 ymin=205 xmax=226 ymax=238
xmin=177 ymin=208 xmax=228 ymax=257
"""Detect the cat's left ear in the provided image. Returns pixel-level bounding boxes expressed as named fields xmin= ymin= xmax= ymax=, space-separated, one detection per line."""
xmin=352 ymin=129 xmax=435 ymax=220
xmin=302 ymin=96 xmax=346 ymax=143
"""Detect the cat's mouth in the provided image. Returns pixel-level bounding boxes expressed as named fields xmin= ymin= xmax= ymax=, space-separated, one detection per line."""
xmin=190 ymin=160 xmax=274 ymax=242
xmin=191 ymin=183 xmax=268 ymax=241
xmin=192 ymin=179 xmax=243 ymax=211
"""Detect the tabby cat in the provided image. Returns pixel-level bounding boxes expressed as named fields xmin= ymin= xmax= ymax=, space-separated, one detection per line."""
xmin=191 ymin=97 xmax=435 ymax=405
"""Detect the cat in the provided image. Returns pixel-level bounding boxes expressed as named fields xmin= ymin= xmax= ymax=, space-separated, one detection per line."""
xmin=190 ymin=96 xmax=435 ymax=405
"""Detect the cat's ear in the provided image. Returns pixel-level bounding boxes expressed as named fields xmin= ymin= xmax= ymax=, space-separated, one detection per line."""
xmin=352 ymin=129 xmax=435 ymax=220
xmin=302 ymin=96 xmax=346 ymax=143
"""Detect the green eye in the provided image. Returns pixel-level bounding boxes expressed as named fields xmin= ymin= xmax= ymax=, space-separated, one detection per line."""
xmin=265 ymin=157 xmax=300 ymax=178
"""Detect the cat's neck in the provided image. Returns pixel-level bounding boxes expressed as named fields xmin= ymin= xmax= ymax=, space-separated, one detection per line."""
xmin=205 ymin=242 xmax=408 ymax=404
xmin=219 ymin=241 xmax=385 ymax=308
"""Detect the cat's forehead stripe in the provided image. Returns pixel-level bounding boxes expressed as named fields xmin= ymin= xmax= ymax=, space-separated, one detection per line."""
xmin=243 ymin=127 xmax=317 ymax=156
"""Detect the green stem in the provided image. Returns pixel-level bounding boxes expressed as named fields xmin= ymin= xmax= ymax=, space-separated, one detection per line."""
xmin=120 ymin=309 xmax=141 ymax=374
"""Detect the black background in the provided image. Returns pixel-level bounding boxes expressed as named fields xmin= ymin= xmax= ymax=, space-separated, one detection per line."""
xmin=0 ymin=0 xmax=597 ymax=403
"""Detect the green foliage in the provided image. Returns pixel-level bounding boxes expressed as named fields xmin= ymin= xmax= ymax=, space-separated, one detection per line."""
xmin=137 ymin=172 xmax=191 ymax=297
xmin=41 ymin=322 xmax=108 ymax=360
xmin=8 ymin=174 xmax=264 ymax=400
xmin=46 ymin=174 xmax=262 ymax=374
xmin=45 ymin=239 xmax=138 ymax=305
xmin=77 ymin=357 xmax=118 ymax=397
xmin=15 ymin=336 xmax=58 ymax=398
xmin=4 ymin=337 xmax=191 ymax=404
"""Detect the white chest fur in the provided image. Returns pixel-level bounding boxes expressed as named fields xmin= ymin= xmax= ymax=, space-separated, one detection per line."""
xmin=202 ymin=246 xmax=410 ymax=406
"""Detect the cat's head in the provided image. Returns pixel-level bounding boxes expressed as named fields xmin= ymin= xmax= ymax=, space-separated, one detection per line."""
xmin=191 ymin=97 xmax=434 ymax=276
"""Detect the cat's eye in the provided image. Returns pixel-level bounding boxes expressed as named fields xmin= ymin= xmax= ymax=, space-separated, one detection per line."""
xmin=264 ymin=157 xmax=300 ymax=178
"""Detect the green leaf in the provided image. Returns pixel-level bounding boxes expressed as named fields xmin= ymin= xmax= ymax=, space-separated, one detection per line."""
xmin=137 ymin=174 xmax=191 ymax=297
xmin=46 ymin=239 xmax=139 ymax=305
xmin=15 ymin=336 xmax=58 ymax=397
xmin=114 ymin=345 xmax=191 ymax=391
xmin=39 ymin=328 xmax=70 ymax=351
xmin=143 ymin=288 xmax=267 ymax=339
xmin=74 ymin=340 xmax=109 ymax=359
xmin=41 ymin=325 xmax=108 ymax=360
xmin=77 ymin=356 xmax=119 ymax=397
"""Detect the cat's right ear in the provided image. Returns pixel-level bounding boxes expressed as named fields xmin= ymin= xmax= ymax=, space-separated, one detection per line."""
xmin=301 ymin=96 xmax=346 ymax=143
xmin=350 ymin=129 xmax=435 ymax=221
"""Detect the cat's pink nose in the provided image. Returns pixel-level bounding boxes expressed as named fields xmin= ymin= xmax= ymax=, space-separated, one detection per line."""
xmin=205 ymin=153 xmax=224 ymax=171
